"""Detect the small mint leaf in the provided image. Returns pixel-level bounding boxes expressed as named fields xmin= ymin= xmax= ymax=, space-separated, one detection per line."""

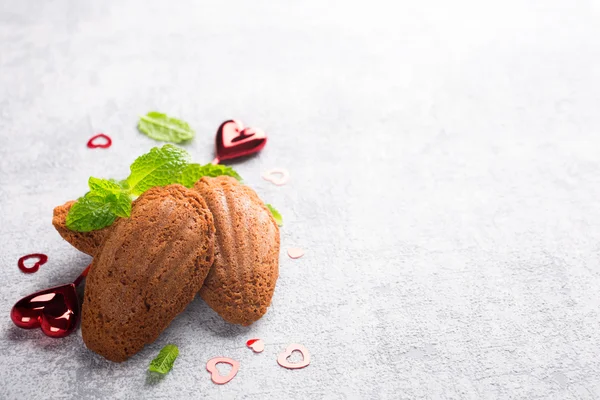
xmin=178 ymin=163 xmax=242 ymax=188
xmin=88 ymin=177 xmax=123 ymax=195
xmin=148 ymin=344 xmax=179 ymax=374
xmin=87 ymin=177 xmax=132 ymax=218
xmin=108 ymin=192 xmax=132 ymax=218
xmin=66 ymin=192 xmax=117 ymax=232
xmin=67 ymin=178 xmax=132 ymax=230
xmin=126 ymin=145 xmax=191 ymax=195
xmin=111 ymin=178 xmax=130 ymax=191
xmin=138 ymin=112 xmax=195 ymax=143
xmin=266 ymin=204 xmax=283 ymax=226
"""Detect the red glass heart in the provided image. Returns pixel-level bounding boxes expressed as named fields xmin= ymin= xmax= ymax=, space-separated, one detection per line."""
xmin=11 ymin=284 xmax=80 ymax=338
xmin=213 ymin=120 xmax=267 ymax=163
xmin=87 ymin=133 xmax=112 ymax=149
xmin=11 ymin=264 xmax=90 ymax=338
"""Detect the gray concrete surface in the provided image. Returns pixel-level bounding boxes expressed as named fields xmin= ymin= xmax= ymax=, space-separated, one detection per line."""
xmin=1 ymin=1 xmax=600 ymax=399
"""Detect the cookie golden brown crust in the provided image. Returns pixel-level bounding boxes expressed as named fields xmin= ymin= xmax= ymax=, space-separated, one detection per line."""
xmin=193 ymin=176 xmax=280 ymax=326
xmin=81 ymin=185 xmax=215 ymax=362
xmin=52 ymin=201 xmax=109 ymax=256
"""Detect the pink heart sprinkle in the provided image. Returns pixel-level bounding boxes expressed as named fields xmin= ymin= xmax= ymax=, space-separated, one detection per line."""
xmin=262 ymin=168 xmax=289 ymax=186
xmin=246 ymin=338 xmax=265 ymax=353
xmin=277 ymin=344 xmax=310 ymax=370
xmin=287 ymin=248 xmax=304 ymax=259
xmin=206 ymin=357 xmax=240 ymax=385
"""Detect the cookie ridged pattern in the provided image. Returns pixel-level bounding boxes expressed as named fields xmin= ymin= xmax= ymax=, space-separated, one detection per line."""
xmin=194 ymin=176 xmax=280 ymax=326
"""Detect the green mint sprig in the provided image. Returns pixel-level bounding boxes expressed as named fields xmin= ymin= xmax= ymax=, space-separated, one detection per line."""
xmin=266 ymin=204 xmax=283 ymax=226
xmin=66 ymin=144 xmax=242 ymax=232
xmin=148 ymin=344 xmax=179 ymax=374
xmin=138 ymin=111 xmax=195 ymax=143
xmin=66 ymin=178 xmax=133 ymax=232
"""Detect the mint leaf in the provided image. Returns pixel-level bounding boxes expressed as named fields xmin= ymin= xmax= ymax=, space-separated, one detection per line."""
xmin=66 ymin=177 xmax=133 ymax=231
xmin=126 ymin=145 xmax=191 ymax=195
xmin=178 ymin=163 xmax=242 ymax=188
xmin=266 ymin=204 xmax=283 ymax=226
xmin=107 ymin=192 xmax=132 ymax=218
xmin=66 ymin=192 xmax=118 ymax=232
xmin=88 ymin=177 xmax=132 ymax=218
xmin=88 ymin=177 xmax=123 ymax=195
xmin=138 ymin=112 xmax=195 ymax=143
xmin=148 ymin=344 xmax=179 ymax=374
xmin=113 ymin=179 xmax=130 ymax=191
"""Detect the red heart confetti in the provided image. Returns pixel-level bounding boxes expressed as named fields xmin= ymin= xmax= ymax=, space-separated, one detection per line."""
xmin=18 ymin=253 xmax=48 ymax=274
xmin=87 ymin=133 xmax=112 ymax=149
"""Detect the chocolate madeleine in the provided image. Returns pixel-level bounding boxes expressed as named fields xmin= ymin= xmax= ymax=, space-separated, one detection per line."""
xmin=81 ymin=185 xmax=215 ymax=362
xmin=193 ymin=176 xmax=280 ymax=326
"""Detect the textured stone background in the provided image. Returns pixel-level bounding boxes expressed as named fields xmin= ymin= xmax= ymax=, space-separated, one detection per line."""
xmin=1 ymin=1 xmax=600 ymax=399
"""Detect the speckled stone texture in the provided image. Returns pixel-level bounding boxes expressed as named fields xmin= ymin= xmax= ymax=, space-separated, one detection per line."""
xmin=1 ymin=1 xmax=600 ymax=399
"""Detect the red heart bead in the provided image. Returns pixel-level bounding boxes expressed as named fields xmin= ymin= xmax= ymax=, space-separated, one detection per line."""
xmin=214 ymin=120 xmax=267 ymax=163
xmin=11 ymin=284 xmax=80 ymax=338
xmin=87 ymin=133 xmax=112 ymax=149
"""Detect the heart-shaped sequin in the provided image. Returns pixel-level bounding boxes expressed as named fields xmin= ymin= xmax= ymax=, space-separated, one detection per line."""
xmin=206 ymin=357 xmax=240 ymax=384
xmin=262 ymin=168 xmax=289 ymax=186
xmin=87 ymin=133 xmax=112 ymax=149
xmin=17 ymin=253 xmax=48 ymax=274
xmin=277 ymin=344 xmax=310 ymax=370
xmin=287 ymin=248 xmax=304 ymax=259
xmin=246 ymin=338 xmax=265 ymax=353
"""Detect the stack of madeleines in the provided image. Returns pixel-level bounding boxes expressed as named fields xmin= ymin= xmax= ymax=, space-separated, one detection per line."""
xmin=52 ymin=176 xmax=280 ymax=362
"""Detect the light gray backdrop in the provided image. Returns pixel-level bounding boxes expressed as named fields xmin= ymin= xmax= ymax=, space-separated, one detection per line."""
xmin=1 ymin=1 xmax=600 ymax=399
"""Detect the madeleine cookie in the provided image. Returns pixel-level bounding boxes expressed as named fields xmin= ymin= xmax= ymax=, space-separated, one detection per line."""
xmin=81 ymin=185 xmax=215 ymax=362
xmin=193 ymin=176 xmax=280 ymax=326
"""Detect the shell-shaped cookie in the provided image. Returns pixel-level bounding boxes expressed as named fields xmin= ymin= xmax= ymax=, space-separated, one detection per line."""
xmin=81 ymin=185 xmax=215 ymax=362
xmin=194 ymin=176 xmax=280 ymax=326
